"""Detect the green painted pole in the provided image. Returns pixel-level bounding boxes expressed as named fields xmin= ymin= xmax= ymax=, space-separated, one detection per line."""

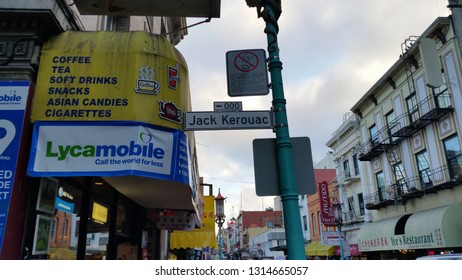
xmin=246 ymin=0 xmax=306 ymax=260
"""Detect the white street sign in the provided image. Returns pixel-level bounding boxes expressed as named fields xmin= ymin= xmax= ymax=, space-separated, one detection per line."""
xmin=184 ymin=111 xmax=273 ymax=131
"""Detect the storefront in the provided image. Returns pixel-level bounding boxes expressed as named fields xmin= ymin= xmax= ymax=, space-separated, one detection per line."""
xmin=20 ymin=176 xmax=149 ymax=260
xmin=169 ymin=196 xmax=218 ymax=260
xmin=358 ymin=203 xmax=462 ymax=259
xmin=1 ymin=31 xmax=201 ymax=260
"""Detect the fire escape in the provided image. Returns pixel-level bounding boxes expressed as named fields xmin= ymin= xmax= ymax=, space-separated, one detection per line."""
xmin=359 ymin=35 xmax=456 ymax=210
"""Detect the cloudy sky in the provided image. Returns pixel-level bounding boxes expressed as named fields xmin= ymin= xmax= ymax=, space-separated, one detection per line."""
xmin=175 ymin=0 xmax=451 ymax=219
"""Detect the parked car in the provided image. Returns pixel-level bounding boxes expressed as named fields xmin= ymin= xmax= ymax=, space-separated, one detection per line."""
xmin=416 ymin=253 xmax=462 ymax=260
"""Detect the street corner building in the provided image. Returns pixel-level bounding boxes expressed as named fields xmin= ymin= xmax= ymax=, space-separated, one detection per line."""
xmin=0 ymin=1 xmax=216 ymax=260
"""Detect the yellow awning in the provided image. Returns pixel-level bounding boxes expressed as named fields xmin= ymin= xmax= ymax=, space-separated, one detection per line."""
xmin=169 ymin=195 xmax=218 ymax=249
xmin=305 ymin=241 xmax=335 ymax=256
xmin=316 ymin=244 xmax=335 ymax=256
xmin=305 ymin=241 xmax=319 ymax=256
xmin=170 ymin=229 xmax=217 ymax=249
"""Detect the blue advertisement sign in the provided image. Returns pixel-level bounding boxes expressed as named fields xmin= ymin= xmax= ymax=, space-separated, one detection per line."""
xmin=0 ymin=81 xmax=30 ymax=254
xmin=27 ymin=121 xmax=190 ymax=185
xmin=55 ymin=196 xmax=75 ymax=213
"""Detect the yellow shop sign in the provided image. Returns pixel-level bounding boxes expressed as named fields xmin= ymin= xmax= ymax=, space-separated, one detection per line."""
xmin=32 ymin=31 xmax=191 ymax=130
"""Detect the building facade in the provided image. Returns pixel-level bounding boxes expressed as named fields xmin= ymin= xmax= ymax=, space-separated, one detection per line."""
xmin=326 ymin=112 xmax=368 ymax=259
xmin=0 ymin=0 xmax=220 ymax=260
xmin=351 ymin=10 xmax=462 ymax=259
xmin=236 ymin=209 xmax=283 ymax=258
xmin=248 ymin=227 xmax=286 ymax=259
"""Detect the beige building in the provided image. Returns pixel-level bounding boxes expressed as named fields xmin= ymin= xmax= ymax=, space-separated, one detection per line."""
xmin=326 ymin=112 xmax=367 ymax=259
xmin=350 ymin=12 xmax=462 ymax=259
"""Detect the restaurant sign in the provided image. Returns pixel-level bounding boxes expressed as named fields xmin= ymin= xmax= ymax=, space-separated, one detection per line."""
xmin=358 ymin=230 xmax=444 ymax=252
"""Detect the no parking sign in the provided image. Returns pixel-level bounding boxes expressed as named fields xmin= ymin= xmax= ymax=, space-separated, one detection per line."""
xmin=226 ymin=49 xmax=269 ymax=96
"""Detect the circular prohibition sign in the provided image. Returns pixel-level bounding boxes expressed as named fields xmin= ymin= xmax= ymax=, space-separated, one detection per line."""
xmin=234 ymin=51 xmax=260 ymax=72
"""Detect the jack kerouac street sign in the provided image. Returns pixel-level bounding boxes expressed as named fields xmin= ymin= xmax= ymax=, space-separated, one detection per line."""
xmin=184 ymin=110 xmax=273 ymax=131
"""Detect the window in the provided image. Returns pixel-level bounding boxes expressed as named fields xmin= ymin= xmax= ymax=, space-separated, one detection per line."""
xmin=347 ymin=196 xmax=355 ymax=220
xmin=358 ymin=193 xmax=365 ymax=216
xmin=393 ymin=162 xmax=406 ymax=190
xmin=353 ymin=154 xmax=359 ymax=176
xmin=416 ymin=150 xmax=432 ymax=188
xmin=302 ymin=215 xmax=308 ymax=231
xmin=87 ymin=233 xmax=95 ymax=245
xmin=443 ymin=134 xmax=462 ymax=179
xmin=317 ymin=211 xmax=322 ymax=233
xmin=376 ymin=171 xmax=386 ymax=201
xmin=61 ymin=218 xmax=68 ymax=243
xmin=311 ymin=213 xmax=317 ymax=237
xmin=386 ymin=110 xmax=398 ymax=142
xmin=51 ymin=218 xmax=57 ymax=242
xmin=99 ymin=235 xmax=109 ymax=245
xmin=369 ymin=124 xmax=379 ymax=146
xmin=75 ymin=221 xmax=80 ymax=237
xmin=435 ymin=73 xmax=450 ymax=108
xmin=406 ymin=94 xmax=419 ymax=124
xmin=343 ymin=159 xmax=350 ymax=178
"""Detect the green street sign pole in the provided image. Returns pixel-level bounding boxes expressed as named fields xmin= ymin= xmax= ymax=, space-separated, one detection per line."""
xmin=246 ymin=0 xmax=306 ymax=260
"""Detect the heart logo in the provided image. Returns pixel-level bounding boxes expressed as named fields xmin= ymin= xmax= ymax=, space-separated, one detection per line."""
xmin=140 ymin=132 xmax=152 ymax=143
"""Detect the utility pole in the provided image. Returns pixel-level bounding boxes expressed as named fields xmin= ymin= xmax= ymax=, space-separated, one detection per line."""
xmin=245 ymin=0 xmax=306 ymax=260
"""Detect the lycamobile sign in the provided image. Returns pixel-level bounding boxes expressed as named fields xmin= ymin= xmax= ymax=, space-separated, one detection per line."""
xmin=27 ymin=121 xmax=189 ymax=184
xmin=45 ymin=140 xmax=165 ymax=162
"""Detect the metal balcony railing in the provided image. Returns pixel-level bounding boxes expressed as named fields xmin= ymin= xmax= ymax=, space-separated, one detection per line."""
xmin=365 ymin=165 xmax=461 ymax=210
xmin=358 ymin=91 xmax=453 ymax=162
xmin=333 ymin=168 xmax=361 ymax=186
xmin=392 ymin=91 xmax=453 ymax=138
xmin=358 ymin=124 xmax=399 ymax=161
xmin=364 ymin=189 xmax=395 ymax=210
xmin=341 ymin=210 xmax=365 ymax=225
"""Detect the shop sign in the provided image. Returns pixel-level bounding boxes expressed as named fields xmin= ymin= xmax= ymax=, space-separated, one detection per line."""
xmin=358 ymin=230 xmax=444 ymax=252
xmin=32 ymin=31 xmax=190 ymax=131
xmin=0 ymin=81 xmax=30 ymax=254
xmin=321 ymin=230 xmax=342 ymax=246
xmin=92 ymin=202 xmax=108 ymax=224
xmin=55 ymin=196 xmax=75 ymax=213
xmin=349 ymin=244 xmax=360 ymax=256
xmin=200 ymin=196 xmax=216 ymax=231
xmin=156 ymin=215 xmax=196 ymax=231
xmin=318 ymin=181 xmax=336 ymax=227
xmin=27 ymin=121 xmax=190 ymax=185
